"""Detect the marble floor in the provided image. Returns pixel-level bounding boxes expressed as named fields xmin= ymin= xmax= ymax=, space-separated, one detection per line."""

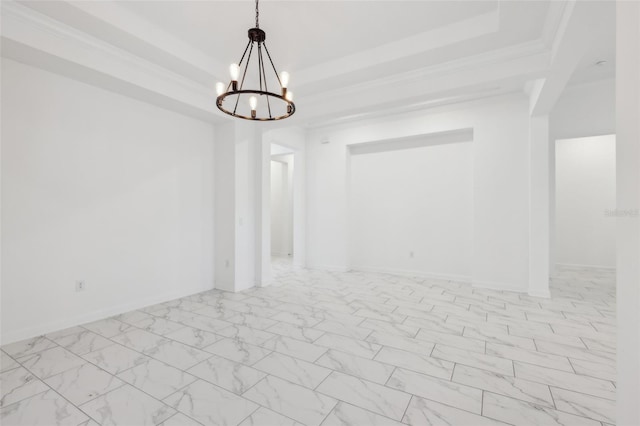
xmin=1 ymin=262 xmax=616 ymax=426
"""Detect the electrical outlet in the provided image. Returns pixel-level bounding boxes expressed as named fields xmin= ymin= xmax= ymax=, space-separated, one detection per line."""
xmin=75 ymin=281 xmax=85 ymax=292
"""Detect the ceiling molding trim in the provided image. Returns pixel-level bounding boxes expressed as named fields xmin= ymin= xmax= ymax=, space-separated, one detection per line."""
xmin=1 ymin=1 xmax=212 ymax=95
xmin=19 ymin=0 xmax=224 ymax=84
xmin=300 ymin=39 xmax=549 ymax=106
xmin=294 ymin=8 xmax=501 ymax=87
xmin=1 ymin=1 xmax=224 ymax=123
xmin=306 ymin=91 xmax=527 ymax=132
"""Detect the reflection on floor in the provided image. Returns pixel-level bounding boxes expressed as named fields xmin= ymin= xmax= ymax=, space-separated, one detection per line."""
xmin=0 ymin=264 xmax=616 ymax=425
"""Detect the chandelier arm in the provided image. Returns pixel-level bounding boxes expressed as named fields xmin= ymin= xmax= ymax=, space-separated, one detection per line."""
xmin=257 ymin=44 xmax=264 ymax=92
xmin=262 ymin=43 xmax=283 ymax=87
xmin=237 ymin=39 xmax=252 ymax=68
xmin=233 ymin=42 xmax=254 ymax=115
xmin=259 ymin=46 xmax=273 ymax=119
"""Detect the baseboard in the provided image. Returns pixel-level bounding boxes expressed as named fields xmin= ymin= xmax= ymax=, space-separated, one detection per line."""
xmin=472 ymin=280 xmax=528 ymax=293
xmin=528 ymin=289 xmax=551 ymax=298
xmin=1 ymin=285 xmax=212 ymax=345
xmin=351 ymin=265 xmax=470 ymax=283
xmin=555 ymin=263 xmax=616 ymax=271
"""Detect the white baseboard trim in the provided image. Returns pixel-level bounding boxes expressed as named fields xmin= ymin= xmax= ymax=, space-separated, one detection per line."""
xmin=555 ymin=263 xmax=616 ymax=271
xmin=472 ymin=280 xmax=528 ymax=293
xmin=1 ymin=285 xmax=212 ymax=345
xmin=351 ymin=265 xmax=470 ymax=283
xmin=528 ymin=289 xmax=551 ymax=298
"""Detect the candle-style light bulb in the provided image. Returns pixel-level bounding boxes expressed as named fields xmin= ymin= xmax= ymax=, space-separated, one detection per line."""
xmin=280 ymin=71 xmax=290 ymax=88
xmin=229 ymin=63 xmax=240 ymax=81
xmin=216 ymin=82 xmax=225 ymax=96
xmin=229 ymin=63 xmax=240 ymax=91
xmin=249 ymin=96 xmax=258 ymax=118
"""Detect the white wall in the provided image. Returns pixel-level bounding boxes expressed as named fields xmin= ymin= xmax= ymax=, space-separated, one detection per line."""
xmin=350 ymin=142 xmax=473 ymax=279
xmin=307 ymin=95 xmax=531 ymax=290
xmin=1 ymin=59 xmax=215 ymax=344
xmin=270 ymin=157 xmax=293 ymax=257
xmin=551 ymin=79 xmax=615 ymax=140
xmin=616 ymin=3 xmax=640 ymax=423
xmin=555 ymin=135 xmax=616 ymax=268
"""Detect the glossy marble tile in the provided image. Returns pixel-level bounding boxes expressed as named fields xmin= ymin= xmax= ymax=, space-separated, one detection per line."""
xmin=315 ymin=349 xmax=395 ymax=385
xmin=261 ymin=335 xmax=327 ymax=362
xmin=226 ymin=313 xmax=279 ymax=330
xmin=203 ymin=338 xmax=271 ymax=365
xmin=316 ymin=371 xmax=410 ymax=421
xmin=117 ymin=359 xmax=197 ymax=400
xmin=160 ymin=413 xmax=204 ymax=426
xmin=164 ymin=327 xmax=223 ymax=349
xmin=485 ymin=342 xmax=574 ymax=372
xmin=134 ymin=317 xmax=186 ymax=336
xmin=17 ymin=347 xmax=86 ymax=379
xmin=253 ymin=352 xmax=331 ymax=389
xmin=0 ymin=367 xmax=49 ymax=407
xmin=111 ymin=328 xmax=169 ymax=353
xmin=323 ymin=401 xmax=404 ymax=426
xmin=415 ymin=328 xmax=485 ymax=353
xmin=267 ymin=321 xmax=326 ymax=343
xmin=569 ymin=358 xmax=617 ymax=382
xmin=51 ymin=330 xmax=113 ymax=356
xmin=452 ymin=364 xmax=554 ymax=407
xmin=216 ymin=324 xmax=276 ymax=346
xmin=238 ymin=407 xmax=301 ymax=426
xmin=82 ymin=318 xmax=132 ymax=338
xmin=365 ymin=331 xmax=434 ymax=356
xmin=403 ymin=395 xmax=508 ymax=426
xmin=482 ymin=391 xmax=601 ymax=426
xmin=164 ymin=379 xmax=258 ymax=426
xmin=431 ymin=344 xmax=513 ymax=376
xmin=80 ymin=384 xmax=175 ymax=425
xmin=0 ymin=389 xmax=89 ymax=426
xmin=44 ymin=362 xmax=124 ymax=405
xmin=551 ymin=387 xmax=615 ymax=424
xmin=0 ymin=352 xmax=19 ymax=374
xmin=143 ymin=341 xmax=212 ymax=370
xmin=374 ymin=346 xmax=453 ymax=380
xmin=513 ymin=361 xmax=615 ymax=400
xmin=386 ymin=368 xmax=482 ymax=414
xmin=314 ymin=333 xmax=381 ymax=359
xmin=1 ymin=263 xmax=617 ymax=426
xmin=187 ymin=354 xmax=265 ymax=394
xmin=243 ymin=375 xmax=336 ymax=426
xmin=82 ymin=344 xmax=150 ymax=375
xmin=1 ymin=337 xmax=57 ymax=359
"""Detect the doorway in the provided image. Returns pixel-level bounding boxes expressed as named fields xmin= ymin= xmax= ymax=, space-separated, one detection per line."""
xmin=270 ymin=143 xmax=295 ymax=273
xmin=554 ymin=134 xmax=616 ymax=269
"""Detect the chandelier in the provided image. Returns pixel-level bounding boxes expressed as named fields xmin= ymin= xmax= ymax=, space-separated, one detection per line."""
xmin=215 ymin=0 xmax=295 ymax=121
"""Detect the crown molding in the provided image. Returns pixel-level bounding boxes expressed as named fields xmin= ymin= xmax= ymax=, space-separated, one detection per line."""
xmin=294 ymin=7 xmax=501 ymax=88
xmin=18 ymin=0 xmax=224 ymax=85
xmin=1 ymin=1 xmax=226 ymax=123
xmin=301 ymin=39 xmax=550 ymax=105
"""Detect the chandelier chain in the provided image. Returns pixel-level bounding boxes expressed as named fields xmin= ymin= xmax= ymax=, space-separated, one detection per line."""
xmin=255 ymin=0 xmax=259 ymax=28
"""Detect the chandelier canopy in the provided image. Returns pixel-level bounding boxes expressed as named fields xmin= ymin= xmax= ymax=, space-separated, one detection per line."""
xmin=215 ymin=0 xmax=295 ymax=121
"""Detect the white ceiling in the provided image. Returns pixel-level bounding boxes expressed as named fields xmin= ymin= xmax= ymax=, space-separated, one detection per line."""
xmin=2 ymin=0 xmax=615 ymax=125
xmin=114 ymin=1 xmax=503 ymax=72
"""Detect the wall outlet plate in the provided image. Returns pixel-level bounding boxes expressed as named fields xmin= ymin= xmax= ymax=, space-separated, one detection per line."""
xmin=76 ymin=281 xmax=85 ymax=292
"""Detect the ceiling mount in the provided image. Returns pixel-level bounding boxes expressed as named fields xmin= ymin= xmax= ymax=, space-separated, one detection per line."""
xmin=215 ymin=0 xmax=295 ymax=121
